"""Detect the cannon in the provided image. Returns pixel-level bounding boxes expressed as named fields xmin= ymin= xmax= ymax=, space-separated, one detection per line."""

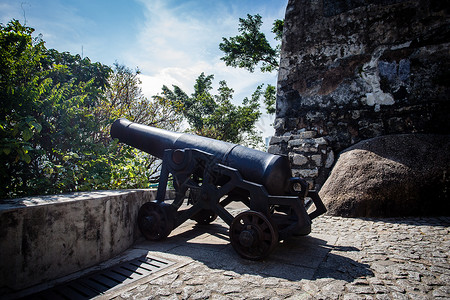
xmin=111 ymin=118 xmax=326 ymax=260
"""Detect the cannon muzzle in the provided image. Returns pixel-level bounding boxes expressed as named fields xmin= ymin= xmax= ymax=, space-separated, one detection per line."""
xmin=111 ymin=118 xmax=181 ymax=159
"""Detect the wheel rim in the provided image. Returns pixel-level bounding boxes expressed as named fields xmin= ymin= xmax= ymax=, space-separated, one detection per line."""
xmin=229 ymin=211 xmax=278 ymax=260
xmin=137 ymin=202 xmax=173 ymax=240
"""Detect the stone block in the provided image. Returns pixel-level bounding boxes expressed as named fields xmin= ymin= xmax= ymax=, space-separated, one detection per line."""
xmin=293 ymin=146 xmax=319 ymax=153
xmin=288 ymin=138 xmax=317 ymax=148
xmin=298 ymin=131 xmax=317 ymax=138
xmin=325 ymin=150 xmax=335 ymax=168
xmin=269 ymin=136 xmax=290 ymax=145
xmin=268 ymin=145 xmax=282 ymax=154
xmin=288 ymin=139 xmax=302 ymax=147
xmin=313 ymin=137 xmax=328 ymax=145
xmin=292 ymin=168 xmax=319 ymax=178
xmin=292 ymin=154 xmax=308 ymax=166
xmin=273 ymin=118 xmax=285 ymax=130
xmin=311 ymin=154 xmax=322 ymax=166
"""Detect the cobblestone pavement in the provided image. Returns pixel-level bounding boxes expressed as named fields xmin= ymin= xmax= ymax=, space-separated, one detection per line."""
xmin=106 ymin=214 xmax=449 ymax=300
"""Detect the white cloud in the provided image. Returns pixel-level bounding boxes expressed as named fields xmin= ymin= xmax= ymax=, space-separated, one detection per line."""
xmin=129 ymin=1 xmax=231 ymax=69
xmin=130 ymin=1 xmax=281 ymax=95
xmin=0 ymin=3 xmax=19 ymax=24
xmin=129 ymin=0 xmax=286 ymax=138
xmin=2 ymin=0 xmax=286 ymax=138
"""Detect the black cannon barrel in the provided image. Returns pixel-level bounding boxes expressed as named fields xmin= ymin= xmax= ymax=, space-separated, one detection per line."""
xmin=111 ymin=118 xmax=293 ymax=195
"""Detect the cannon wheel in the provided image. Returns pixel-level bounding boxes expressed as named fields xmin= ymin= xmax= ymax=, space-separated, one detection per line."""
xmin=137 ymin=202 xmax=174 ymax=240
xmin=229 ymin=210 xmax=279 ymax=260
xmin=191 ymin=209 xmax=218 ymax=225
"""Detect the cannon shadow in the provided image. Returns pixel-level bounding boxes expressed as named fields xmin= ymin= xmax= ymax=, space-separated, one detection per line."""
xmin=135 ymin=221 xmax=373 ymax=282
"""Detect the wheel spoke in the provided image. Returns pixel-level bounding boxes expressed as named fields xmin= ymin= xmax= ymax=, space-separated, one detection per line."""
xmin=229 ymin=210 xmax=278 ymax=260
xmin=138 ymin=202 xmax=173 ymax=241
xmin=233 ymin=222 xmax=245 ymax=232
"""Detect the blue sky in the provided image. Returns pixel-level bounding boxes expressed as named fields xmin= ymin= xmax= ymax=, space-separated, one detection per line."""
xmin=1 ymin=0 xmax=288 ymax=138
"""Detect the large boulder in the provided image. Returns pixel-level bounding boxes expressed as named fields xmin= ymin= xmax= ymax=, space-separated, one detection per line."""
xmin=319 ymin=134 xmax=450 ymax=217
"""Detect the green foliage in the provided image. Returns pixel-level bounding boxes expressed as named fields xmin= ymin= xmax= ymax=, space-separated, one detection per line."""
xmin=263 ymin=84 xmax=276 ymax=115
xmin=272 ymin=19 xmax=284 ymax=41
xmin=102 ymin=63 xmax=182 ymax=185
xmin=0 ymin=20 xmax=179 ymax=199
xmin=103 ymin=63 xmax=181 ymax=129
xmin=45 ymin=49 xmax=111 ymax=89
xmin=0 ymin=18 xmax=274 ymax=199
xmin=219 ymin=15 xmax=283 ymax=115
xmin=159 ymin=73 xmax=263 ymax=148
xmin=219 ymin=14 xmax=280 ymax=73
xmin=0 ymin=20 xmax=112 ymax=198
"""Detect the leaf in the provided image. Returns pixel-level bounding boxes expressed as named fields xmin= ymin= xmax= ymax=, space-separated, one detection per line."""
xmin=23 ymin=154 xmax=31 ymax=164
xmin=30 ymin=121 xmax=42 ymax=133
xmin=22 ymin=128 xmax=33 ymax=141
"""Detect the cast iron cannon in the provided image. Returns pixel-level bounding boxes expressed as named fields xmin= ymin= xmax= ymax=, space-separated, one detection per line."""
xmin=111 ymin=118 xmax=326 ymax=260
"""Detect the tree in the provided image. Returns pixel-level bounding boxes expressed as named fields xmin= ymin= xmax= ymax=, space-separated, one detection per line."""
xmin=158 ymin=73 xmax=263 ymax=148
xmin=272 ymin=19 xmax=284 ymax=42
xmin=219 ymin=14 xmax=284 ymax=114
xmin=0 ymin=20 xmax=181 ymax=199
xmin=263 ymin=84 xmax=276 ymax=115
xmin=219 ymin=14 xmax=280 ymax=73
xmin=0 ymin=20 xmax=117 ymax=198
xmin=103 ymin=63 xmax=182 ymax=186
xmin=104 ymin=63 xmax=181 ymax=129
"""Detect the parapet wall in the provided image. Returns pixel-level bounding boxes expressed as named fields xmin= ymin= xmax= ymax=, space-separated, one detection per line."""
xmin=0 ymin=189 xmax=164 ymax=293
xmin=271 ymin=0 xmax=450 ymax=189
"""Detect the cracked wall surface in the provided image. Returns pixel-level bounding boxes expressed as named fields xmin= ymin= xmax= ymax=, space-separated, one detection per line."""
xmin=0 ymin=189 xmax=170 ymax=292
xmin=271 ymin=0 xmax=450 ymax=189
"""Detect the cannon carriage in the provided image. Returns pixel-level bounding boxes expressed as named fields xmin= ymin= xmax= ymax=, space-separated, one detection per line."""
xmin=111 ymin=118 xmax=326 ymax=260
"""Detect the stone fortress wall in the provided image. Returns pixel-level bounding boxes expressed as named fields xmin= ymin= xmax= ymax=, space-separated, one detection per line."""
xmin=268 ymin=0 xmax=450 ymax=189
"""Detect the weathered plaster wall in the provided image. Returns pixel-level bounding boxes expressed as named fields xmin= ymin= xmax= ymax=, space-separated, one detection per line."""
xmin=0 ymin=189 xmax=166 ymax=292
xmin=271 ymin=0 xmax=450 ymax=188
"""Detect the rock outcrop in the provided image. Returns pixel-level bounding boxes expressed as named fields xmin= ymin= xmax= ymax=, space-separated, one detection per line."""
xmin=319 ymin=134 xmax=450 ymax=217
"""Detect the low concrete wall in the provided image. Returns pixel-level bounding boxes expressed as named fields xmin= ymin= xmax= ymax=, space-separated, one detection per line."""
xmin=0 ymin=189 xmax=164 ymax=292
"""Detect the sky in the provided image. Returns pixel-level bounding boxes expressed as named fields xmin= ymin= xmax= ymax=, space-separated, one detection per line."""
xmin=0 ymin=0 xmax=288 ymax=139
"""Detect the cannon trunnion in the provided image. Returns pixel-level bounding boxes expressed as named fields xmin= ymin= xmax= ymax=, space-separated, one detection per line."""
xmin=111 ymin=118 xmax=326 ymax=260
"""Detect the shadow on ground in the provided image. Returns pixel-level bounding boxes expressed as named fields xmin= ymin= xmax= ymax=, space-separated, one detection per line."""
xmin=136 ymin=222 xmax=373 ymax=282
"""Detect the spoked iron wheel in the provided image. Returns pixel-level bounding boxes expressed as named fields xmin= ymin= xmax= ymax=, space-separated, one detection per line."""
xmin=137 ymin=202 xmax=174 ymax=240
xmin=191 ymin=209 xmax=218 ymax=225
xmin=229 ymin=210 xmax=279 ymax=260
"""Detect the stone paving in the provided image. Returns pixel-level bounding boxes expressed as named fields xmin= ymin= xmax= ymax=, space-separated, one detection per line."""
xmin=104 ymin=212 xmax=449 ymax=300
